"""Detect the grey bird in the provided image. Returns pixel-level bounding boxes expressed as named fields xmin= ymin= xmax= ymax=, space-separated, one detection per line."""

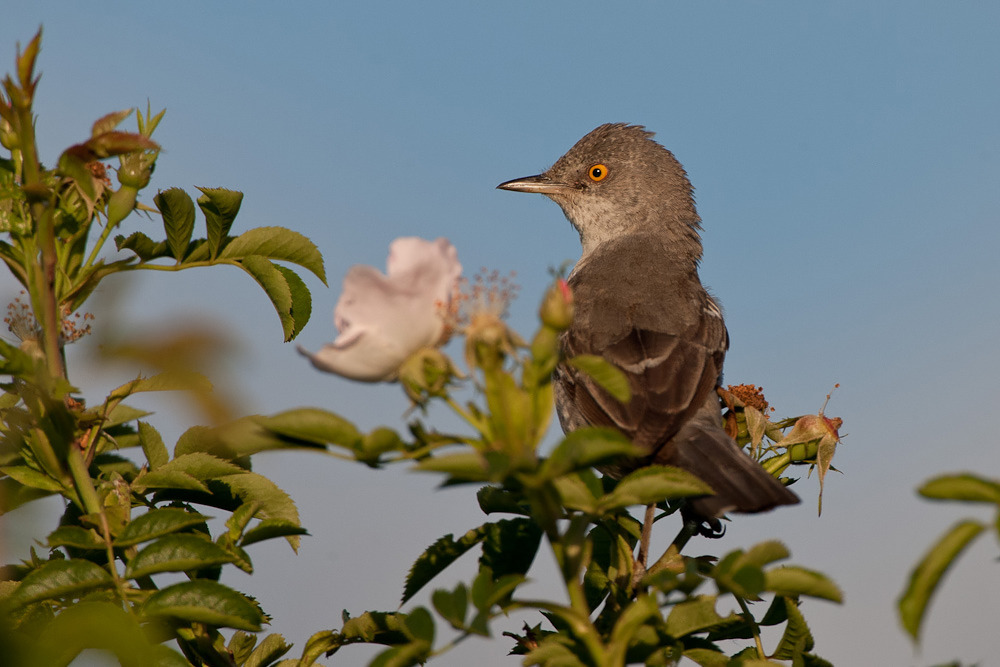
xmin=498 ymin=123 xmax=799 ymax=532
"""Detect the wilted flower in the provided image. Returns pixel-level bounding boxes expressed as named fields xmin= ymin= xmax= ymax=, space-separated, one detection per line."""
xmin=298 ymin=237 xmax=462 ymax=381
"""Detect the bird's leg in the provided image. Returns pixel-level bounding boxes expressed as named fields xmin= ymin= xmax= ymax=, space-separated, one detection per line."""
xmin=631 ymin=503 xmax=657 ymax=590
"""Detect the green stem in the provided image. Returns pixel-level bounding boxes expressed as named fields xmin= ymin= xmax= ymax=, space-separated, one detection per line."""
xmin=82 ymin=212 xmax=115 ymax=270
xmin=507 ymin=599 xmax=607 ymax=665
xmin=68 ymin=447 xmax=131 ymax=609
xmin=443 ymin=396 xmax=491 ymax=439
xmin=736 ymin=594 xmax=766 ymax=660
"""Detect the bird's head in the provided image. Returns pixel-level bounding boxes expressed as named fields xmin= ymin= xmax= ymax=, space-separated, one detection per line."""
xmin=498 ymin=123 xmax=702 ymax=256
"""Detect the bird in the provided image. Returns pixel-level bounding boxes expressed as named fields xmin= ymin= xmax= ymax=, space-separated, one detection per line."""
xmin=497 ymin=123 xmax=799 ymax=544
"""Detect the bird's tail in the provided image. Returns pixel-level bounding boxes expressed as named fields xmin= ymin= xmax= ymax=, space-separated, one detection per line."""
xmin=662 ymin=401 xmax=800 ymax=520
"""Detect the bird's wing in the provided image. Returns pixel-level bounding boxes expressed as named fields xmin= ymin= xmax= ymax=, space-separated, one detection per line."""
xmin=558 ymin=238 xmax=728 ymax=455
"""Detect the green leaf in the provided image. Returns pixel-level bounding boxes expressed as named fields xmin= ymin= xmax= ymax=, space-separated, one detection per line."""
xmin=218 ymin=472 xmax=303 ymax=551
xmin=115 ymin=507 xmax=211 ymax=548
xmin=918 ymin=474 xmax=1000 ymax=504
xmin=114 ymin=231 xmax=171 ymax=261
xmin=131 ymin=469 xmax=209 ymax=494
xmin=766 ymin=566 xmax=843 ymax=603
xmin=412 ymin=452 xmax=489 ymax=482
xmin=258 ymin=408 xmax=361 ymax=448
xmin=155 ymin=188 xmax=196 ymax=261
xmin=0 ymin=337 xmax=36 ymax=378
xmin=7 ymin=559 xmax=114 ymax=608
xmin=34 ymin=600 xmax=157 ymax=667
xmin=476 ymin=486 xmax=529 ymax=516
xmin=733 ymin=540 xmax=790 ymax=570
xmin=599 ymin=465 xmax=714 ymax=511
xmin=403 ymin=606 xmax=435 ymax=644
xmin=480 ymin=519 xmax=542 ymax=592
xmin=898 ymin=519 xmax=984 ymax=641
xmin=141 ymin=580 xmax=263 ymax=631
xmin=554 ymin=474 xmax=599 ymax=513
xmin=240 ymin=519 xmax=310 ymax=547
xmin=47 ymin=526 xmax=105 ymax=551
xmin=220 ymin=226 xmax=326 ymax=283
xmin=681 ymin=648 xmax=729 ymax=667
xmin=0 ymin=465 xmax=64 ymax=492
xmin=276 ymin=264 xmax=312 ymax=340
xmin=107 ymin=371 xmax=213 ymax=404
xmin=402 ymin=526 xmax=489 ymax=604
xmin=244 ymin=633 xmax=292 ymax=667
xmin=124 ymin=534 xmax=235 ymax=578
xmin=432 ymin=584 xmax=468 ymax=630
xmin=771 ymin=596 xmax=814 ymax=660
xmin=566 ymin=354 xmax=631 ymax=403
xmin=240 ymin=255 xmax=296 ymax=342
xmin=196 ymin=187 xmax=244 ymax=258
xmin=540 ymin=428 xmax=641 ymax=479
xmin=138 ymin=421 xmax=168 ymax=470
xmin=155 ymin=452 xmax=245 ymax=480
xmin=664 ymin=595 xmax=733 ymax=637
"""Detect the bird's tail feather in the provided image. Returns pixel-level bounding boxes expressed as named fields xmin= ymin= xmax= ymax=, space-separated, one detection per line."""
xmin=663 ymin=410 xmax=800 ymax=520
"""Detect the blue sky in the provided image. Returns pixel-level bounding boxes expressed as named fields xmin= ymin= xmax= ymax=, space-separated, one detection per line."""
xmin=3 ymin=2 xmax=1000 ymax=665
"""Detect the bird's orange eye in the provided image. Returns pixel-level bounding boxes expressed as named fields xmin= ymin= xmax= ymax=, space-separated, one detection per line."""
xmin=588 ymin=164 xmax=608 ymax=182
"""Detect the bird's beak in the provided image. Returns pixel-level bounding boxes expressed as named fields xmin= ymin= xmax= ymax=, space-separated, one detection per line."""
xmin=497 ymin=174 xmax=574 ymax=194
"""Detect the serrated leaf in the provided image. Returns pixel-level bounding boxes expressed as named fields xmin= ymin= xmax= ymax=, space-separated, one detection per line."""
xmin=155 ymin=452 xmax=245 ymax=481
xmin=766 ymin=566 xmax=843 ymax=603
xmin=918 ymin=474 xmax=1000 ymax=504
xmin=244 ymin=633 xmax=292 ymax=667
xmin=240 ymin=519 xmax=310 ymax=547
xmin=115 ymin=507 xmax=211 ymax=548
xmin=218 ymin=472 xmax=303 ymax=551
xmin=240 ymin=255 xmax=295 ymax=341
xmin=132 ymin=469 xmax=209 ymax=494
xmin=540 ymin=428 xmax=641 ymax=479
xmin=114 ymin=231 xmax=171 ymax=261
xmin=124 ymin=534 xmax=234 ymax=578
xmin=141 ymin=580 xmax=263 ymax=631
xmin=138 ymin=421 xmax=168 ymax=470
xmin=566 ymin=354 xmax=631 ymax=403
xmin=258 ymin=408 xmax=361 ymax=448
xmin=220 ymin=226 xmax=326 ymax=283
xmin=898 ymin=519 xmax=984 ymax=641
xmin=599 ymin=465 xmax=714 ymax=511
xmin=7 ymin=559 xmax=114 ymax=608
xmin=771 ymin=596 xmax=814 ymax=660
xmin=402 ymin=526 xmax=489 ymax=604
xmin=196 ymin=187 xmax=244 ymax=258
xmin=276 ymin=264 xmax=312 ymax=340
xmin=155 ymin=188 xmax=196 ymax=260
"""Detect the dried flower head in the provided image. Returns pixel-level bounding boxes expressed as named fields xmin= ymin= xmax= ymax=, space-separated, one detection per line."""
xmin=726 ymin=383 xmax=773 ymax=414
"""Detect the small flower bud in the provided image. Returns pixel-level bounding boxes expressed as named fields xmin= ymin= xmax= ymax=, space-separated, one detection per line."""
xmin=117 ymin=154 xmax=152 ymax=189
xmin=539 ymin=278 xmax=574 ymax=331
xmin=398 ymin=347 xmax=457 ymax=404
